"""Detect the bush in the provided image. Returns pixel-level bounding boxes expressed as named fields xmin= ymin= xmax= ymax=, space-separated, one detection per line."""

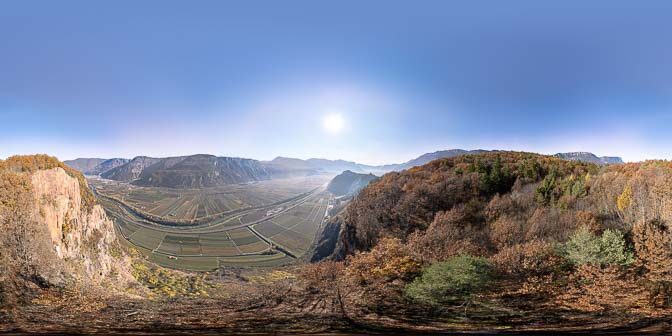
xmin=557 ymin=264 xmax=651 ymax=313
xmin=563 ymin=227 xmax=634 ymax=267
xmin=491 ymin=240 xmax=563 ymax=276
xmin=346 ymin=238 xmax=421 ymax=309
xmin=633 ymin=219 xmax=672 ymax=284
xmin=405 ymin=255 xmax=492 ymax=305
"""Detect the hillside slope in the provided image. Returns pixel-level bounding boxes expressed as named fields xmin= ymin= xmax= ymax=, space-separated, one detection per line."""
xmin=308 ymin=151 xmax=672 ymax=325
xmin=134 ymin=155 xmax=279 ymax=188
xmin=63 ymin=158 xmax=106 ymax=173
xmin=333 ymin=151 xmax=598 ymax=255
xmin=102 ymin=154 xmax=301 ymax=188
xmin=384 ymin=149 xmax=489 ymax=171
xmin=326 ymin=170 xmax=378 ymax=197
xmin=101 ymin=156 xmax=162 ymax=181
xmin=88 ymin=158 xmax=131 ymax=175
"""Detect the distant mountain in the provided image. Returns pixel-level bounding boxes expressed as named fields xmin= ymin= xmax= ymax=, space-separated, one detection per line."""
xmin=267 ymin=150 xmax=490 ymax=175
xmin=101 ymin=156 xmax=162 ymax=181
xmin=64 ymin=158 xmax=106 ymax=174
xmin=101 ymin=154 xmax=301 ymax=188
xmin=266 ymin=157 xmax=367 ymax=173
xmin=65 ymin=157 xmax=131 ymax=175
xmin=327 ymin=170 xmax=378 ymax=197
xmin=554 ymin=152 xmax=624 ymax=165
xmin=599 ymin=156 xmax=625 ymax=165
xmin=377 ymin=149 xmax=489 ymax=172
xmin=305 ymin=158 xmax=369 ymax=173
xmin=89 ymin=158 xmax=130 ymax=175
xmin=85 ymin=149 xmax=623 ymax=188
xmin=266 ymin=157 xmax=313 ymax=171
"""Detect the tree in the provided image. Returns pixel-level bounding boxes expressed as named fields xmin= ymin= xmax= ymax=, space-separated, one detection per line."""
xmin=535 ymin=170 xmax=558 ymax=206
xmin=633 ymin=219 xmax=672 ymax=306
xmin=405 ymin=255 xmax=492 ymax=305
xmin=617 ymin=185 xmax=633 ymax=213
xmin=491 ymin=240 xmax=562 ymax=277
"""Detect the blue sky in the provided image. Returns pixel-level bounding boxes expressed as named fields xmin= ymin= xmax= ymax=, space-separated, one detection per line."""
xmin=2 ymin=1 xmax=672 ymax=164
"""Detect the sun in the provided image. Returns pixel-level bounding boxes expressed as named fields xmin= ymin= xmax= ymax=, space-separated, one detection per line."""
xmin=322 ymin=113 xmax=345 ymax=134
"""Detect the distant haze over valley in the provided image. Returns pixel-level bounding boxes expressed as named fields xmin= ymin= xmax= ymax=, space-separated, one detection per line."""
xmin=64 ymin=149 xmax=624 ymax=189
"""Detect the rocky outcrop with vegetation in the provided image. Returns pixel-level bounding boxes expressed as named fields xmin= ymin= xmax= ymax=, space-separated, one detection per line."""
xmin=0 ymin=155 xmax=133 ymax=308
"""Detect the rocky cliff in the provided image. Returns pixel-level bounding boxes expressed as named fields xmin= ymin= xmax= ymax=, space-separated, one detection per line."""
xmin=0 ymin=155 xmax=133 ymax=306
xmin=31 ymin=167 xmax=121 ymax=282
xmin=554 ymin=152 xmax=624 ymax=165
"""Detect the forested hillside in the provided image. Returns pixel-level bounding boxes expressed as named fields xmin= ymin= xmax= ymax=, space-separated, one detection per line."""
xmin=312 ymin=151 xmax=672 ymax=324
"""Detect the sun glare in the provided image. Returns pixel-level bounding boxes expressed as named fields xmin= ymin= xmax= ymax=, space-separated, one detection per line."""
xmin=322 ymin=113 xmax=345 ymax=134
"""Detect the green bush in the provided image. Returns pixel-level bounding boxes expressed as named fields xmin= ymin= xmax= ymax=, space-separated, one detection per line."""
xmin=563 ymin=227 xmax=634 ymax=267
xmin=405 ymin=255 xmax=492 ymax=305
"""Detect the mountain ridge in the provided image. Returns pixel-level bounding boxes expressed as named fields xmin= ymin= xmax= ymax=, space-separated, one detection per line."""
xmin=63 ymin=158 xmax=106 ymax=173
xmin=554 ymin=152 xmax=624 ymax=165
xmin=71 ymin=150 xmax=624 ymax=188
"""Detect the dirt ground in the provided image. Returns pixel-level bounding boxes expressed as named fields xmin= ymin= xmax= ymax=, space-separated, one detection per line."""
xmin=2 ymin=287 xmax=671 ymax=335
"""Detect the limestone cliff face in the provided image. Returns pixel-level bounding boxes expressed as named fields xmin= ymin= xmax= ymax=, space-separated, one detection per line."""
xmin=30 ymin=167 xmax=122 ymax=283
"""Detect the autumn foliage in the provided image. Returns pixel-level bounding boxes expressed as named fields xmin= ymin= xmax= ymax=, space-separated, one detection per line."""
xmin=326 ymin=152 xmax=672 ymax=318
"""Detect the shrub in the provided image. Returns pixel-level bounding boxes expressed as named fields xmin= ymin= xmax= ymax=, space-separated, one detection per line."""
xmin=346 ymin=238 xmax=421 ymax=309
xmin=405 ymin=255 xmax=492 ymax=305
xmin=491 ymin=240 xmax=563 ymax=276
xmin=557 ymin=264 xmax=651 ymax=313
xmin=633 ymin=219 xmax=672 ymax=281
xmin=346 ymin=237 xmax=421 ymax=285
xmin=562 ymin=227 xmax=634 ymax=267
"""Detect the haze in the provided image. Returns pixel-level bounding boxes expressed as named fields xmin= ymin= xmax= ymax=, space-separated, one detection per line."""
xmin=2 ymin=1 xmax=672 ymax=163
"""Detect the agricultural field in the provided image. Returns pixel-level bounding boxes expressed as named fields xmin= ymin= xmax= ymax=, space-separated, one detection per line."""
xmin=253 ymin=195 xmax=328 ymax=256
xmin=89 ymin=175 xmax=331 ymax=221
xmin=96 ymin=175 xmax=334 ymax=270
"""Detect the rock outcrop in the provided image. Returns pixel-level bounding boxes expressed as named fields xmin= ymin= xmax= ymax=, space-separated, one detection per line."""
xmin=31 ymin=168 xmax=120 ymax=283
xmin=554 ymin=152 xmax=624 ymax=165
xmin=0 ymin=155 xmax=133 ymax=307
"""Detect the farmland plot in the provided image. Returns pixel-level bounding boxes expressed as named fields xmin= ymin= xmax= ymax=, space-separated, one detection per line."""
xmin=90 ymin=175 xmax=331 ymax=222
xmin=93 ymin=174 xmax=333 ymax=270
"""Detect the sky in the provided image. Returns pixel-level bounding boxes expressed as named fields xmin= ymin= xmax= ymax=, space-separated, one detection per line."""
xmin=2 ymin=1 xmax=672 ymax=164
